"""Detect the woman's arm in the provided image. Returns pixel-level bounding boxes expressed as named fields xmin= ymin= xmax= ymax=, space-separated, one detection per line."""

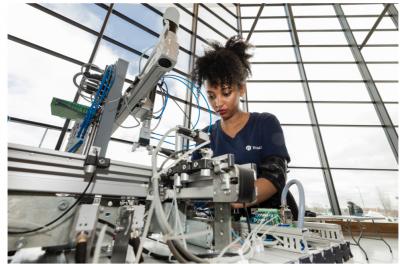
xmin=232 ymin=178 xmax=277 ymax=209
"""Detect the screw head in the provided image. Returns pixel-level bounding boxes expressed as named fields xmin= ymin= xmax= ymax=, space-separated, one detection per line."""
xmin=58 ymin=200 xmax=69 ymax=211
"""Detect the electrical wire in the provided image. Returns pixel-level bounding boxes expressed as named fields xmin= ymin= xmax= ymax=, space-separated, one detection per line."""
xmin=244 ymin=205 xmax=252 ymax=233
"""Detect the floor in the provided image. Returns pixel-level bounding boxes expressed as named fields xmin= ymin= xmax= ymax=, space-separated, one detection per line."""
xmin=346 ymin=235 xmax=398 ymax=263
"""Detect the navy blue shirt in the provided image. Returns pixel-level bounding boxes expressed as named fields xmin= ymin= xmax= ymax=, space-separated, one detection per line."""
xmin=193 ymin=112 xmax=290 ymax=209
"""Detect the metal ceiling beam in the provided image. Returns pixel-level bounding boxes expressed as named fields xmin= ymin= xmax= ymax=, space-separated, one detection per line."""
xmin=359 ymin=4 xmax=391 ymax=50
xmin=246 ymin=3 xmax=264 ymax=42
xmin=285 ymin=3 xmax=342 ymax=215
xmin=183 ymin=4 xmax=199 ymax=136
xmin=237 ymin=3 xmax=249 ymax=113
xmin=334 ymin=4 xmax=398 ymax=162
xmin=387 ymin=4 xmax=398 ymax=30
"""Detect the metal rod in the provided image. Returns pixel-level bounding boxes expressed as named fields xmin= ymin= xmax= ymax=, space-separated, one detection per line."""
xmin=38 ymin=128 xmax=49 ymax=148
xmin=334 ymin=4 xmax=398 ymax=162
xmin=237 ymin=3 xmax=249 ymax=112
xmin=241 ymin=14 xmax=393 ymax=19
xmin=246 ymin=3 xmax=264 ymax=42
xmin=242 ymin=28 xmax=396 ymax=33
xmin=284 ymin=3 xmax=342 ymax=215
xmin=218 ymin=3 xmax=237 ymax=18
xmin=55 ymin=4 xmax=114 ymax=150
xmin=200 ymin=3 xmax=237 ymax=32
xmin=359 ymin=4 xmax=391 ymax=50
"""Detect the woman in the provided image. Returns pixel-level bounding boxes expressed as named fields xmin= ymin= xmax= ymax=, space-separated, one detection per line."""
xmin=192 ymin=36 xmax=296 ymax=215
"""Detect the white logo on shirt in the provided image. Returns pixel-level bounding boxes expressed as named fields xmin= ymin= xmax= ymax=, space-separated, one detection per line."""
xmin=246 ymin=145 xmax=262 ymax=151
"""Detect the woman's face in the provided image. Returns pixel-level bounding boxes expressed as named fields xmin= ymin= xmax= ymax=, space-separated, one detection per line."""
xmin=205 ymin=82 xmax=245 ymax=121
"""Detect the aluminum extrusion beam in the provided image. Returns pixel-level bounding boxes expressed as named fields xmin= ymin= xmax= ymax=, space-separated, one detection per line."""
xmin=387 ymin=4 xmax=398 ymax=30
xmin=284 ymin=4 xmax=341 ymax=215
xmin=334 ymin=4 xmax=398 ymax=161
xmin=359 ymin=4 xmax=391 ymax=50
xmin=8 ymin=143 xmax=151 ymax=197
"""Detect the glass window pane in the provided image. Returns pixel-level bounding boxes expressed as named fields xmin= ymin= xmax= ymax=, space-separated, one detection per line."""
xmin=376 ymin=83 xmax=398 ymax=102
xmin=241 ymin=18 xmax=288 ymax=31
xmin=42 ymin=3 xmax=106 ymax=32
xmin=283 ymin=126 xmax=321 ymax=167
xmin=199 ymin=6 xmax=237 ymax=38
xmin=240 ymin=6 xmax=260 ymax=17
xmin=304 ymin=64 xmax=362 ymax=80
xmin=288 ymin=169 xmax=332 ymax=215
xmin=309 ymin=83 xmax=371 ymax=101
xmin=315 ymin=103 xmax=381 ymax=125
xmin=261 ymin=5 xmax=286 ymax=17
xmin=292 ymin=5 xmax=335 ymax=16
xmin=114 ymin=4 xmax=163 ymax=33
xmin=341 ymin=4 xmax=384 ymax=15
xmin=251 ymin=47 xmax=297 ymax=62
xmin=105 ymin=13 xmax=158 ymax=53
xmin=300 ymin=47 xmax=354 ymax=61
xmin=347 ymin=17 xmax=380 ymax=30
xmin=197 ymin=22 xmax=227 ymax=46
xmin=298 ymin=32 xmax=348 ymax=45
xmin=247 ymin=83 xmax=305 ymax=101
xmin=9 ymin=4 xmax=98 ymax=61
xmin=246 ymin=32 xmax=292 ymax=45
xmin=203 ymin=4 xmax=237 ymax=28
xmin=224 ymin=3 xmax=237 ymax=16
xmin=361 ymin=46 xmax=398 ymax=62
xmin=332 ymin=170 xmax=398 ymax=219
xmin=353 ymin=31 xmax=397 ymax=45
xmin=367 ymin=64 xmax=398 ymax=80
xmin=320 ymin=127 xmax=398 ymax=169
xmin=8 ymin=42 xmax=80 ymax=126
xmin=8 ymin=122 xmax=47 ymax=148
xmin=295 ymin=18 xmax=342 ymax=30
xmin=250 ymin=64 xmax=301 ymax=80
xmin=248 ymin=103 xmax=311 ymax=124
xmin=385 ymin=104 xmax=398 ymax=126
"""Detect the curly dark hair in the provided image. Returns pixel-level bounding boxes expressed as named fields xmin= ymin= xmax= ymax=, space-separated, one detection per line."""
xmin=192 ymin=35 xmax=253 ymax=88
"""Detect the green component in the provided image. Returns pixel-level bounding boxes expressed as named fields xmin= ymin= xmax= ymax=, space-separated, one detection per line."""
xmin=248 ymin=208 xmax=281 ymax=225
xmin=51 ymin=97 xmax=88 ymax=120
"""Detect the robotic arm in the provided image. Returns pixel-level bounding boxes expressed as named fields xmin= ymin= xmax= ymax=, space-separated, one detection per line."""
xmin=112 ymin=7 xmax=180 ymax=135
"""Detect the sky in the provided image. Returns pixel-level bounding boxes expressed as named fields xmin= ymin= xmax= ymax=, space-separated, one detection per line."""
xmin=4 ymin=2 xmax=399 ymax=215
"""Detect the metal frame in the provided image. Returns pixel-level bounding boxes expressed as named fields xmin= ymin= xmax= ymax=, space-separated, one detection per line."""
xmin=359 ymin=4 xmax=391 ymax=50
xmin=387 ymin=4 xmax=398 ymax=30
xmin=334 ymin=4 xmax=398 ymax=162
xmin=246 ymin=3 xmax=264 ymax=42
xmin=237 ymin=4 xmax=249 ymax=112
xmin=284 ymin=4 xmax=341 ymax=215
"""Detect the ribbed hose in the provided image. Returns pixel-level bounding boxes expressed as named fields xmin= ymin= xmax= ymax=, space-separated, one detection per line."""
xmin=281 ymin=179 xmax=305 ymax=228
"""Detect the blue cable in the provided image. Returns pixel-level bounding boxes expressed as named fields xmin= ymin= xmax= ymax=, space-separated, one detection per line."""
xmin=162 ymin=75 xmax=201 ymax=129
xmin=69 ymin=65 xmax=115 ymax=153
xmin=163 ymin=74 xmax=212 ymax=133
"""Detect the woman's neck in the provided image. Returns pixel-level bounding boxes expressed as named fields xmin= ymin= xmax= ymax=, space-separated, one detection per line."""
xmin=221 ymin=111 xmax=249 ymax=130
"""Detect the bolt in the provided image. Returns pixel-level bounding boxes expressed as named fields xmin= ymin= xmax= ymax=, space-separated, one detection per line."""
xmin=182 ymin=165 xmax=187 ymax=170
xmin=58 ymin=200 xmax=69 ymax=211
xmin=107 ymin=201 xmax=113 ymax=207
xmin=99 ymin=159 xmax=105 ymax=164
xmin=115 ymin=226 xmax=125 ymax=232
xmin=194 ymin=162 xmax=198 ymax=167
xmin=220 ymin=220 xmax=223 ymax=223
xmin=220 ymin=232 xmax=224 ymax=236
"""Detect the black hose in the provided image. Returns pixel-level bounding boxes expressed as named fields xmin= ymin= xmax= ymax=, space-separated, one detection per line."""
xmin=75 ymin=241 xmax=87 ymax=263
xmin=244 ymin=205 xmax=252 ymax=233
xmin=128 ymin=237 xmax=144 ymax=263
